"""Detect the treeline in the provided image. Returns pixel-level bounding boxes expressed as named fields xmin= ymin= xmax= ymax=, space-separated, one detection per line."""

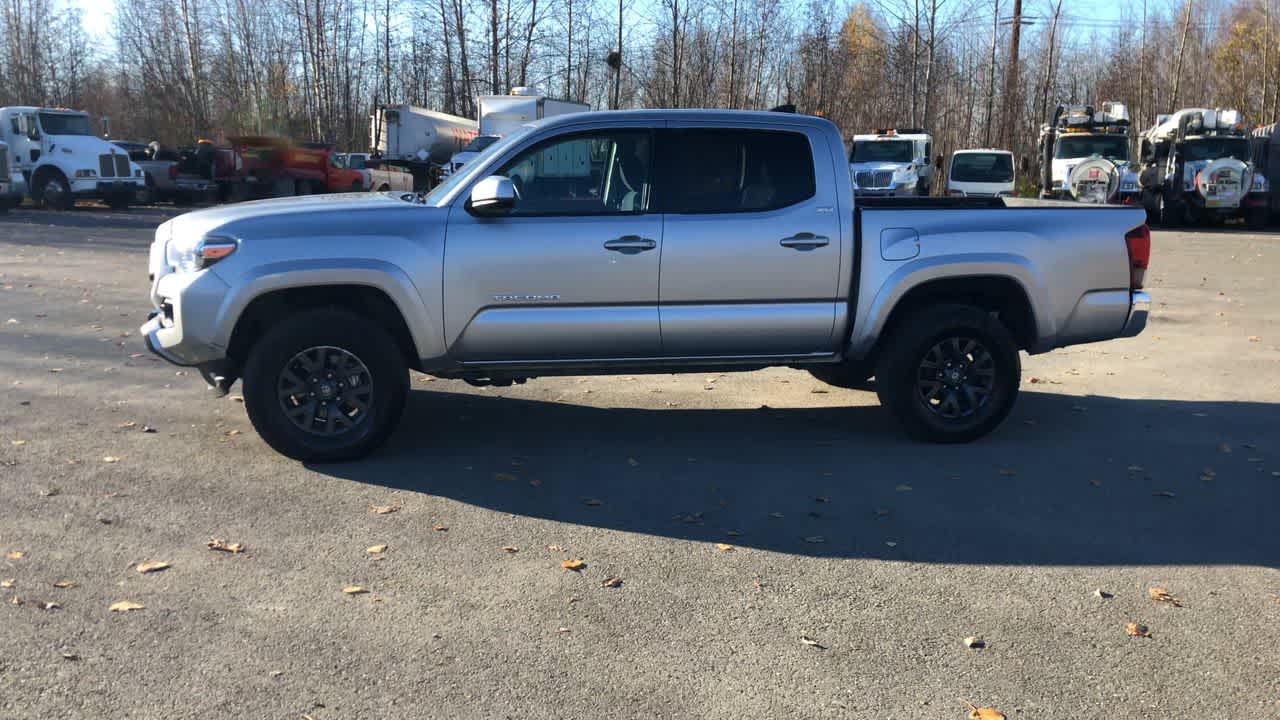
xmin=0 ymin=0 xmax=1277 ymax=166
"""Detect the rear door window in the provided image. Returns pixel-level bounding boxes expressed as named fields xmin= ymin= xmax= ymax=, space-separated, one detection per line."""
xmin=653 ymin=129 xmax=816 ymax=213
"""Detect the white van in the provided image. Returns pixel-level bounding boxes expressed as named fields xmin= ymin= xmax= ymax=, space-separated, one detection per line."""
xmin=947 ymin=149 xmax=1015 ymax=197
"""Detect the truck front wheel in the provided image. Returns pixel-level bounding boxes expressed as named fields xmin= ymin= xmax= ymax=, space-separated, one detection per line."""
xmin=34 ymin=171 xmax=72 ymax=210
xmin=875 ymin=304 xmax=1020 ymax=443
xmin=241 ymin=309 xmax=409 ymax=462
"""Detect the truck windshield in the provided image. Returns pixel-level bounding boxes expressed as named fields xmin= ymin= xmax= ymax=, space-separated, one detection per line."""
xmin=851 ymin=140 xmax=913 ymax=163
xmin=38 ymin=113 xmax=94 ymax=136
xmin=1054 ymin=135 xmax=1129 ymax=161
xmin=950 ymin=153 xmax=1014 ymax=183
xmin=1183 ymin=138 xmax=1251 ymax=163
xmin=347 ymin=155 xmax=367 ymax=170
xmin=462 ymin=136 xmax=499 ymax=153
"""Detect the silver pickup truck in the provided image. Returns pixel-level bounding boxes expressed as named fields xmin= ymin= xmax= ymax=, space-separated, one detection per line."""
xmin=141 ymin=110 xmax=1151 ymax=461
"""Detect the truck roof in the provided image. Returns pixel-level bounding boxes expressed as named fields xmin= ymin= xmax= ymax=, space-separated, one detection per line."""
xmin=0 ymin=106 xmax=89 ymax=115
xmin=521 ymin=108 xmax=838 ymax=133
xmin=952 ymin=148 xmax=1012 ymax=155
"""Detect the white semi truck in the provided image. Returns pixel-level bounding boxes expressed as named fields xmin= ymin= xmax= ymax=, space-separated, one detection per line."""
xmin=848 ymin=128 xmax=934 ymax=196
xmin=369 ymin=105 xmax=478 ymax=191
xmin=0 ymin=106 xmax=144 ymax=210
xmin=1037 ymin=101 xmax=1138 ymax=204
xmin=444 ymin=88 xmax=589 ymax=177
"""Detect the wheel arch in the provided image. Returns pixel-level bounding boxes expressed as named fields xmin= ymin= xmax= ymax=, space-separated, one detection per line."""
xmin=219 ymin=263 xmax=442 ymax=373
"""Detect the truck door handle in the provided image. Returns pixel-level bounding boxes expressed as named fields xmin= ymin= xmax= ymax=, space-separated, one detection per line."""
xmin=603 ymin=236 xmax=657 ymax=253
xmin=780 ymin=233 xmax=830 ymax=249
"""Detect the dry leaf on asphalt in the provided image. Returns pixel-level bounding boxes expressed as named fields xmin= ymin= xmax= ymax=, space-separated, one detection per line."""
xmin=366 ymin=545 xmax=388 ymax=554
xmin=715 ymin=543 xmax=734 ymax=552
xmin=963 ymin=636 xmax=985 ymax=649
xmin=102 ymin=456 xmax=119 ymax=463
xmin=494 ymin=472 xmax=516 ymax=482
xmin=1094 ymin=589 xmax=1113 ymax=599
xmin=0 ymin=578 xmax=13 ymax=588
xmin=1125 ymin=622 xmax=1151 ymax=637
xmin=6 ymin=550 xmax=25 ymax=560
xmin=627 ymin=458 xmax=640 ymax=467
xmin=207 ymin=538 xmax=245 ymax=553
xmin=11 ymin=439 xmax=26 ymax=446
xmin=895 ymin=484 xmax=912 ymax=492
xmin=52 ymin=580 xmax=76 ymax=589
xmin=582 ymin=498 xmax=603 ymax=507
xmin=432 ymin=523 xmax=448 ymax=532
xmin=369 ymin=504 xmax=400 ymax=515
xmin=135 ymin=561 xmax=170 ymax=574
xmin=803 ymin=536 xmax=826 ymax=544
xmin=8 ymin=595 xmax=21 ymax=606
xmin=41 ymin=601 xmax=60 ymax=610
xmin=602 ymin=576 xmax=623 ymax=588
xmin=1152 ymin=490 xmax=1177 ymax=498
xmin=799 ymin=635 xmax=825 ymax=649
xmin=342 ymin=585 xmax=369 ymax=595
xmin=109 ymin=600 xmax=145 ymax=612
xmin=965 ymin=706 xmax=1006 ymax=720
xmin=500 ymin=546 xmax=519 ymax=553
xmin=560 ymin=559 xmax=585 ymax=571
xmin=1148 ymin=587 xmax=1183 ymax=607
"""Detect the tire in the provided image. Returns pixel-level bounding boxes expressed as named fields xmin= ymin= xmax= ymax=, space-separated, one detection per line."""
xmin=241 ymin=309 xmax=409 ymax=462
xmin=34 ymin=171 xmax=72 ymax=210
xmin=874 ymin=304 xmax=1021 ymax=443
xmin=808 ymin=361 xmax=873 ymax=390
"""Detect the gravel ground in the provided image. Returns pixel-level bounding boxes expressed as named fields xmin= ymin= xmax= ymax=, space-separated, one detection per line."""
xmin=1 ymin=204 xmax=1278 ymax=719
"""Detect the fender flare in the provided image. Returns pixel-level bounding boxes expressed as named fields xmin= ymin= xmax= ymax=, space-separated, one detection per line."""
xmin=212 ymin=258 xmax=443 ymax=361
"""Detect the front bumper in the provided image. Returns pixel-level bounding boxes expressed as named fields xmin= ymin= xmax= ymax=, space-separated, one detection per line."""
xmin=70 ymin=177 xmax=145 ymax=196
xmin=1120 ymin=291 xmax=1151 ymax=338
xmin=139 ymin=268 xmax=232 ymax=367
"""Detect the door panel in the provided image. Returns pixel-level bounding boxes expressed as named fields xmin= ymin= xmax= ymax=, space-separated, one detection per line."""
xmin=443 ymin=128 xmax=661 ymax=362
xmin=656 ymin=126 xmax=843 ymax=357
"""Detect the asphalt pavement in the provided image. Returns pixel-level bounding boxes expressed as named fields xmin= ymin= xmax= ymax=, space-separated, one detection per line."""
xmin=1 ymin=203 xmax=1278 ymax=719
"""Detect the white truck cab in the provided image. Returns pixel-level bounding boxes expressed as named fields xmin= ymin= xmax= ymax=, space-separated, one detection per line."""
xmin=849 ymin=128 xmax=933 ymax=196
xmin=946 ymin=149 xmax=1015 ymax=197
xmin=1038 ymin=102 xmax=1137 ymax=204
xmin=0 ymin=106 xmax=144 ymax=209
xmin=444 ymin=89 xmax=589 ymax=177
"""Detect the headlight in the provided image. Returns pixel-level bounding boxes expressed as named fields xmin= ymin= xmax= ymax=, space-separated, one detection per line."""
xmin=74 ymin=169 xmax=96 ymax=178
xmin=166 ymin=235 xmax=238 ymax=273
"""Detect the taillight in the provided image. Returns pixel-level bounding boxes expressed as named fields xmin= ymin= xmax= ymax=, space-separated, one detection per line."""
xmin=168 ymin=164 xmax=178 ymax=180
xmin=1125 ymin=224 xmax=1151 ymax=290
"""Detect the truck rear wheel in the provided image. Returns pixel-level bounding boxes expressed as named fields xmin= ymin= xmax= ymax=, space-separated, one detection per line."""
xmin=874 ymin=304 xmax=1020 ymax=443
xmin=241 ymin=308 xmax=409 ymax=462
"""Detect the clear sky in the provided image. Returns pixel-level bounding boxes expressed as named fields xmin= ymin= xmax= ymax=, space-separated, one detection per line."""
xmin=72 ymin=0 xmax=113 ymax=40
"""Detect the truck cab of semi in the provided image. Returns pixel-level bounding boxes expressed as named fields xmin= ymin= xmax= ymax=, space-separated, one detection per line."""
xmin=1137 ymin=107 xmax=1269 ymax=228
xmin=0 ymin=106 xmax=144 ymax=209
xmin=1038 ymin=101 xmax=1137 ymax=204
xmin=848 ymin=129 xmax=933 ymax=196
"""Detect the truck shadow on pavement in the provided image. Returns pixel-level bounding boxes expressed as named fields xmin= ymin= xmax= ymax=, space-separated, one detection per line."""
xmin=315 ymin=387 xmax=1280 ymax=567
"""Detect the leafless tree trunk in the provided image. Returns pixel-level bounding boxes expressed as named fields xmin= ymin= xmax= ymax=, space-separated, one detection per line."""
xmin=1170 ymin=0 xmax=1193 ymax=110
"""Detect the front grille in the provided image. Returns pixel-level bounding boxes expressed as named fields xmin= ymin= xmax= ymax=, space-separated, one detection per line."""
xmin=115 ymin=154 xmax=130 ymax=177
xmin=99 ymin=154 xmax=114 ymax=177
xmin=856 ymin=170 xmax=893 ymax=188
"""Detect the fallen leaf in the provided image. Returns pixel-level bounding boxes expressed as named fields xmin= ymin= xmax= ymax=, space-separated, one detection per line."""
xmin=52 ymin=580 xmax=76 ymax=589
xmin=803 ymin=536 xmax=826 ymax=544
xmin=369 ymin=504 xmax=400 ymax=515
xmin=135 ymin=561 xmax=170 ymax=574
xmin=582 ymin=498 xmax=603 ymax=507
xmin=1094 ymin=589 xmax=1113 ymax=599
xmin=799 ymin=635 xmax=825 ymax=649
xmin=966 ymin=707 xmax=1006 ymax=720
xmin=814 ymin=496 xmax=829 ymax=503
xmin=998 ymin=468 xmax=1017 ymax=476
xmin=102 ymin=456 xmax=119 ymax=464
xmin=5 ymin=550 xmax=24 ymax=560
xmin=41 ymin=601 xmax=60 ymax=610
xmin=38 ymin=487 xmax=59 ymax=497
xmin=206 ymin=538 xmax=245 ymax=553
xmin=0 ymin=578 xmax=13 ymax=588
xmin=8 ymin=595 xmax=21 ymax=605
xmin=1148 ymin=587 xmax=1182 ymax=607
xmin=1200 ymin=469 xmax=1216 ymax=481
xmin=963 ymin=636 xmax=985 ymax=649
xmin=556 ymin=627 xmax=571 ymax=634
xmin=11 ymin=439 xmax=26 ymax=446
xmin=895 ymin=484 xmax=913 ymax=492
xmin=224 ymin=429 xmax=240 ymax=438
xmin=546 ymin=545 xmax=565 ymax=552
xmin=432 ymin=523 xmax=448 ymax=532
xmin=1125 ymin=621 xmax=1151 ymax=637
xmin=627 ymin=458 xmax=639 ymax=467
xmin=715 ymin=543 xmax=734 ymax=552
xmin=109 ymin=600 xmax=145 ymax=612
xmin=61 ymin=652 xmax=79 ymax=661
xmin=560 ymin=559 xmax=585 ymax=571
xmin=230 ymin=395 xmax=244 ymax=403
xmin=725 ymin=530 xmax=741 ymax=537
xmin=494 ymin=472 xmax=516 ymax=482
xmin=769 ymin=512 xmax=784 ymax=519
xmin=1218 ymin=443 xmax=1233 ymax=454
xmin=500 ymin=546 xmax=519 ymax=553
xmin=1152 ymin=490 xmax=1177 ymax=498
xmin=366 ymin=544 xmax=388 ymax=554
xmin=602 ymin=576 xmax=623 ymax=588
xmin=885 ymin=541 xmax=899 ymax=548
xmin=1248 ymin=335 xmax=1260 ymax=342
xmin=342 ymin=585 xmax=369 ymax=595
xmin=118 ymin=421 xmax=136 ymax=429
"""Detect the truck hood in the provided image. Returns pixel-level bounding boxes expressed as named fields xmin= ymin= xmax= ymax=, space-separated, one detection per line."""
xmin=849 ymin=161 xmax=913 ymax=174
xmin=167 ymin=191 xmax=411 ymax=242
xmin=48 ymin=134 xmax=128 ymax=157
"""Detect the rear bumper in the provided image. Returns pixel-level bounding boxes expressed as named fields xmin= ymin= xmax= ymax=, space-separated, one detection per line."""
xmin=1120 ymin=291 xmax=1151 ymax=338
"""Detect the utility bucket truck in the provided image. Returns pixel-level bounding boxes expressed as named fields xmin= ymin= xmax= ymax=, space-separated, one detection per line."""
xmin=1038 ymin=101 xmax=1137 ymax=204
xmin=1137 ymin=108 xmax=1269 ymax=228
xmin=0 ymin=106 xmax=144 ymax=210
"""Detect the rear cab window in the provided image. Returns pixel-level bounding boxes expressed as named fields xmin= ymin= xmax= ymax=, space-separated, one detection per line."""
xmin=653 ymin=129 xmax=816 ymax=213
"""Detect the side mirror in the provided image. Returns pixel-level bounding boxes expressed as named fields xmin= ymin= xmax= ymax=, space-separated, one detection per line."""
xmin=468 ymin=175 xmax=516 ymax=215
